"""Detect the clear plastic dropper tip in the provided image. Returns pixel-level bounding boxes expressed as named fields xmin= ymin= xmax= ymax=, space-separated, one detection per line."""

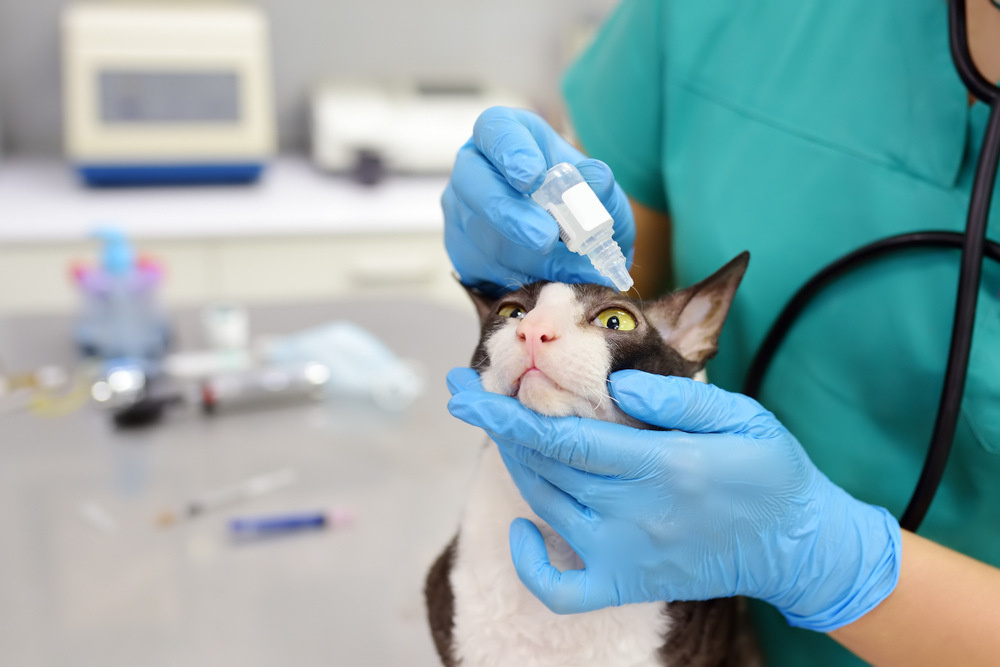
xmin=585 ymin=236 xmax=634 ymax=292
xmin=606 ymin=261 xmax=634 ymax=292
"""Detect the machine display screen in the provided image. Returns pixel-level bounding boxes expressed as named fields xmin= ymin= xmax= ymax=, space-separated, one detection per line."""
xmin=99 ymin=70 xmax=241 ymax=123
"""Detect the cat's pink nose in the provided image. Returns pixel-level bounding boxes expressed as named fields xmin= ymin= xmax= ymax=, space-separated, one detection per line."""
xmin=516 ymin=315 xmax=559 ymax=346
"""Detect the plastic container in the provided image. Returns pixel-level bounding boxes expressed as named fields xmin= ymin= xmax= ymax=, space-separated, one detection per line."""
xmin=72 ymin=229 xmax=170 ymax=374
xmin=530 ymin=162 xmax=633 ymax=292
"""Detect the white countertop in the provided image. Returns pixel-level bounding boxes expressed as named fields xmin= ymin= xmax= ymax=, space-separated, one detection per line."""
xmin=0 ymin=156 xmax=449 ymax=243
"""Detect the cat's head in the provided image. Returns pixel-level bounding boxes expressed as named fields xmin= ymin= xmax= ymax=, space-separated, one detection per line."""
xmin=464 ymin=252 xmax=749 ymax=427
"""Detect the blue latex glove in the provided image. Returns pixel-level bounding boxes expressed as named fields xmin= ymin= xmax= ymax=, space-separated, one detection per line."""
xmin=446 ymin=366 xmax=902 ymax=633
xmin=442 ymin=106 xmax=635 ymax=293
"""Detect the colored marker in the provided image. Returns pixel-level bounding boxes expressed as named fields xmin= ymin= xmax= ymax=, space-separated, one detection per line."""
xmin=229 ymin=508 xmax=354 ymax=538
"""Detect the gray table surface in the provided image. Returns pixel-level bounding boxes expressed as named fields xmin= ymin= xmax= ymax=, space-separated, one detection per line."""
xmin=0 ymin=298 xmax=483 ymax=667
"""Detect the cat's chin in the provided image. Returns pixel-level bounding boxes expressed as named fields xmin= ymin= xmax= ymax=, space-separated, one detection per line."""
xmin=515 ymin=372 xmax=595 ymax=419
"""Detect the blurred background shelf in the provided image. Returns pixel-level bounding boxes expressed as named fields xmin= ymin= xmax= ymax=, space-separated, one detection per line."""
xmin=0 ymin=156 xmax=463 ymax=314
xmin=0 ymin=156 xmax=448 ymax=242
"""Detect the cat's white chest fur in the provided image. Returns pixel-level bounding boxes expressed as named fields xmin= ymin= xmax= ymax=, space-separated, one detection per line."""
xmin=450 ymin=444 xmax=671 ymax=667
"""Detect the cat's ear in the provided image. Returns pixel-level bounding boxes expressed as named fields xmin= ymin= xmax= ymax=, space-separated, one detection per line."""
xmin=644 ymin=251 xmax=749 ymax=365
xmin=460 ymin=282 xmax=499 ymax=325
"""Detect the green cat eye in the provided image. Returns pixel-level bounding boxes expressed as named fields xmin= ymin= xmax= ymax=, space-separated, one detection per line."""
xmin=497 ymin=304 xmax=526 ymax=319
xmin=595 ymin=308 xmax=637 ymax=331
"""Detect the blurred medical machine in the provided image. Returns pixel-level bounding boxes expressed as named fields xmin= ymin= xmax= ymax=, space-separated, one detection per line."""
xmin=311 ymin=83 xmax=528 ymax=183
xmin=62 ymin=3 xmax=276 ymax=186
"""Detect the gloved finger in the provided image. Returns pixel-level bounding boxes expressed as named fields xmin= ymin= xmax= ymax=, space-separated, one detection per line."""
xmin=442 ymin=189 xmax=543 ymax=289
xmin=443 ymin=193 xmax=611 ymax=294
xmin=575 ymin=159 xmax=636 ymax=252
xmin=502 ymin=440 xmax=611 ymax=509
xmin=449 ymin=147 xmax=559 ymax=252
xmin=509 ymin=518 xmax=606 ymax=614
xmin=609 ymin=370 xmax=780 ymax=437
xmin=448 ymin=389 xmax=656 ymax=476
xmin=474 ymin=112 xmax=633 ymax=255
xmin=496 ymin=444 xmax=594 ymax=537
xmin=472 ymin=107 xmax=585 ymax=192
xmin=481 ymin=223 xmax=606 ymax=287
xmin=510 ymin=108 xmax=589 ymax=168
xmin=446 ymin=367 xmax=483 ymax=396
xmin=472 ymin=108 xmax=550 ymax=193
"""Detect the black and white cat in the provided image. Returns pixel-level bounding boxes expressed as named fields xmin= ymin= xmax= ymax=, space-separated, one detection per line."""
xmin=426 ymin=252 xmax=760 ymax=667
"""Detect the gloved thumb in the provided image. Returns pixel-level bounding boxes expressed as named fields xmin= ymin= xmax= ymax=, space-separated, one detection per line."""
xmin=609 ymin=370 xmax=779 ymax=437
xmin=473 ymin=107 xmax=550 ymax=193
xmin=575 ymin=159 xmax=616 ymax=201
xmin=509 ymin=518 xmax=603 ymax=615
xmin=446 ymin=366 xmax=483 ymax=397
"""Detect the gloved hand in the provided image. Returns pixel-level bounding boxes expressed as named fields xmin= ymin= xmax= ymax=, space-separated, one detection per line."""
xmin=442 ymin=106 xmax=635 ymax=294
xmin=446 ymin=366 xmax=902 ymax=633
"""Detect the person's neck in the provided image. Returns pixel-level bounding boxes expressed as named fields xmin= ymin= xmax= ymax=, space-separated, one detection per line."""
xmin=967 ymin=0 xmax=1000 ymax=105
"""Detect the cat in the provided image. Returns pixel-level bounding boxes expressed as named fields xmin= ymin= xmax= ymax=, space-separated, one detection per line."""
xmin=425 ymin=252 xmax=760 ymax=667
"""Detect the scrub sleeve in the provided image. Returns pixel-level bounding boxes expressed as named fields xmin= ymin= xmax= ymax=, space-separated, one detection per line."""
xmin=563 ymin=1 xmax=1000 ymax=666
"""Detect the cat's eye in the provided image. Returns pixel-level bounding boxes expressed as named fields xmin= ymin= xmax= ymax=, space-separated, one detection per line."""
xmin=497 ymin=303 xmax=527 ymax=319
xmin=594 ymin=308 xmax=637 ymax=331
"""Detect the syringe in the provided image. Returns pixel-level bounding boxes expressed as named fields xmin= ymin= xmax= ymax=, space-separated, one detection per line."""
xmin=530 ymin=162 xmax=634 ymax=292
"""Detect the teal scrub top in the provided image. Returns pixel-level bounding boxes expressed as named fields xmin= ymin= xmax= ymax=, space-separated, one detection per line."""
xmin=563 ymin=1 xmax=1000 ymax=665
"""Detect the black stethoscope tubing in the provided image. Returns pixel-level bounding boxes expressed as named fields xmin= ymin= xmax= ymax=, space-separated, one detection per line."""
xmin=742 ymin=0 xmax=1000 ymax=532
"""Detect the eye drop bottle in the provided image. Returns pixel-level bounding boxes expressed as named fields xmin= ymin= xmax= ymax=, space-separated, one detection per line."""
xmin=530 ymin=162 xmax=634 ymax=292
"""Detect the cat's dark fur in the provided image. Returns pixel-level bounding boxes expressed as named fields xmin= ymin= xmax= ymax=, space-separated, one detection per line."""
xmin=426 ymin=252 xmax=760 ymax=666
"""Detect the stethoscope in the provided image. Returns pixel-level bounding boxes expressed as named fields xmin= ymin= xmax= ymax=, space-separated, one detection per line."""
xmin=743 ymin=0 xmax=1000 ymax=532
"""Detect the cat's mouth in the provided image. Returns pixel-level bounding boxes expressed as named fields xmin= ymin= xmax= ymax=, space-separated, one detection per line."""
xmin=511 ymin=367 xmax=564 ymax=397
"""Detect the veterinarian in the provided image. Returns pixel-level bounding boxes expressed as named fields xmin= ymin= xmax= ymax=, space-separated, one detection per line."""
xmin=442 ymin=1 xmax=1000 ymax=665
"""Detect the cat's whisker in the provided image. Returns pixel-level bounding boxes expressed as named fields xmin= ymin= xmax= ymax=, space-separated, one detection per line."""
xmin=584 ymin=385 xmax=611 ymax=412
xmin=627 ymin=285 xmax=643 ymax=304
xmin=504 ymin=278 xmax=529 ymax=292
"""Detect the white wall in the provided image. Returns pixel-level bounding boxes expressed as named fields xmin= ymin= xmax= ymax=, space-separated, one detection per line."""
xmin=0 ymin=0 xmax=619 ymax=155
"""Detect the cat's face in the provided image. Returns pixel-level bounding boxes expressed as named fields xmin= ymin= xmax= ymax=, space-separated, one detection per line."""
xmin=465 ymin=252 xmax=749 ymax=427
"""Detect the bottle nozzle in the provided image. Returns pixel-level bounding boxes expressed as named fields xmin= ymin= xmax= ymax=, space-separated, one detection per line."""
xmin=604 ymin=259 xmax=634 ymax=292
xmin=582 ymin=234 xmax=634 ymax=292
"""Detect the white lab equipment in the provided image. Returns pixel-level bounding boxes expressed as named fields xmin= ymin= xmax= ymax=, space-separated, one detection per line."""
xmin=62 ymin=3 xmax=276 ymax=186
xmin=311 ymin=83 xmax=528 ymax=180
xmin=531 ymin=162 xmax=634 ymax=292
